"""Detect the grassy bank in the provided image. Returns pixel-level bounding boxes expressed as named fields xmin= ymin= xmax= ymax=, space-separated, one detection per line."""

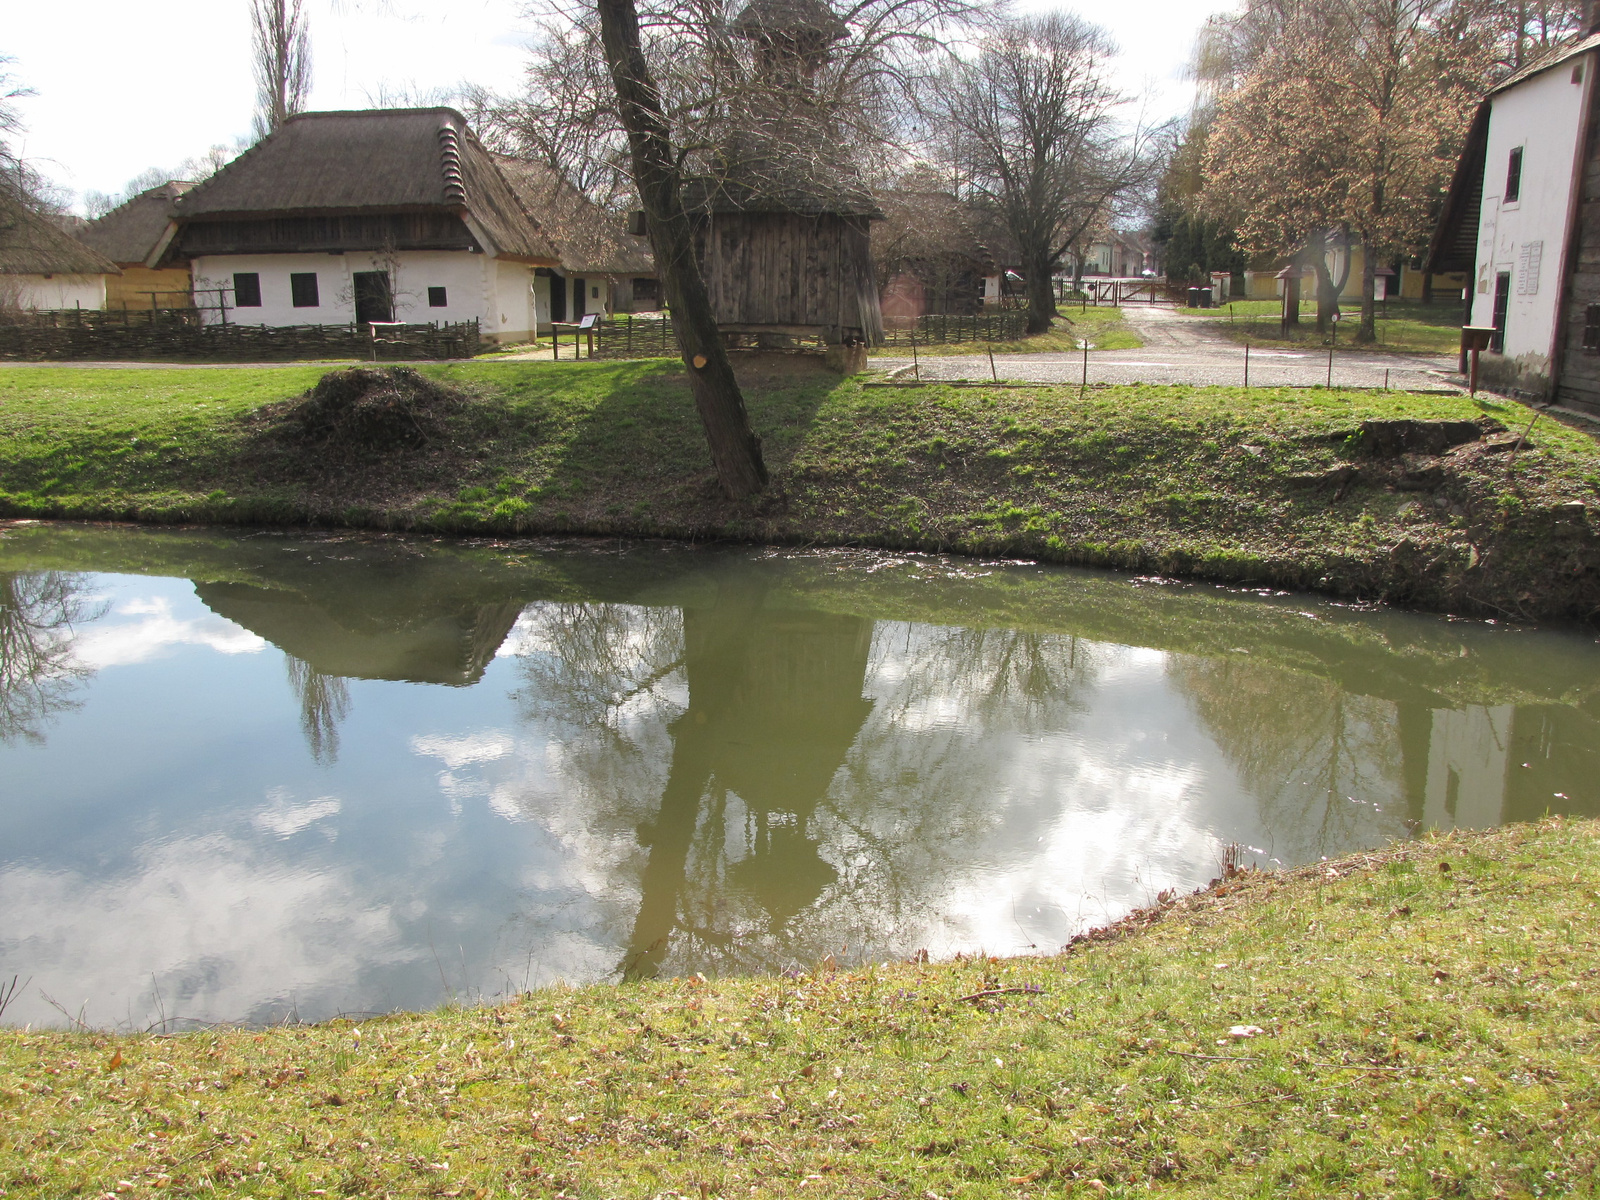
xmin=1 ymin=359 xmax=1597 ymax=622
xmin=1182 ymin=300 xmax=1464 ymax=356
xmin=3 ymin=817 xmax=1598 ymax=1198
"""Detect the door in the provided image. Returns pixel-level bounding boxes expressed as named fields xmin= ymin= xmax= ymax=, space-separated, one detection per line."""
xmin=353 ymin=271 xmax=393 ymax=324
xmin=573 ymin=277 xmax=587 ymax=319
xmin=549 ymin=274 xmax=567 ymax=324
xmin=1491 ymin=270 xmax=1511 ymax=353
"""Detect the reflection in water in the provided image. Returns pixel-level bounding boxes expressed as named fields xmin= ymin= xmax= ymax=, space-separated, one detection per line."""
xmin=1169 ymin=657 xmax=1411 ymax=860
xmin=0 ymin=571 xmax=103 ymax=744
xmin=284 ymin=656 xmax=350 ymax=766
xmin=2 ymin=528 xmax=1598 ymax=1028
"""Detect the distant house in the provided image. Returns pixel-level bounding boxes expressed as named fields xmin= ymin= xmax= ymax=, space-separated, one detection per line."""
xmin=1082 ymin=231 xmax=1154 ymax=277
xmin=152 ymin=108 xmax=560 ymax=342
xmin=1 ymin=204 xmax=120 ymax=311
xmin=77 ymin=182 xmax=196 ymax=309
xmin=1428 ymin=14 xmax=1600 ymax=407
xmin=496 ymin=158 xmax=657 ymax=324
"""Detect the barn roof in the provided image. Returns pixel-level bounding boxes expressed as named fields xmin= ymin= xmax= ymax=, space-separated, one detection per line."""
xmin=495 ymin=158 xmax=655 ymax=276
xmin=1489 ymin=29 xmax=1600 ymax=95
xmin=78 ymin=181 xmax=194 ymax=265
xmin=682 ymin=135 xmax=880 ymax=218
xmin=0 ymin=204 xmax=121 ymax=276
xmin=171 ymin=108 xmax=558 ymax=262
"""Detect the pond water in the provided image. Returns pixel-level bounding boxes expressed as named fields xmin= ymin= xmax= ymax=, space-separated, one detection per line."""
xmin=2 ymin=522 xmax=1597 ymax=1030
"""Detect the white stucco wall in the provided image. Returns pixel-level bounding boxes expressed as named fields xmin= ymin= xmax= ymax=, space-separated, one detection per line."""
xmin=3 ymin=273 xmax=108 ymax=310
xmin=490 ymin=260 xmax=536 ymax=342
xmin=1470 ymin=56 xmax=1594 ymax=371
xmin=1423 ymin=706 xmax=1513 ymax=830
xmin=191 ymin=250 xmax=500 ymax=331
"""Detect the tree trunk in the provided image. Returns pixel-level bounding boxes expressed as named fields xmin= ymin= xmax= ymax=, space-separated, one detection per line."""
xmin=595 ymin=0 xmax=767 ymax=500
xmin=1357 ymin=243 xmax=1377 ymax=344
xmin=1025 ymin=248 xmax=1058 ymax=334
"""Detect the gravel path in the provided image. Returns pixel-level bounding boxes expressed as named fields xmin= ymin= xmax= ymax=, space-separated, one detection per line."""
xmin=876 ymin=305 xmax=1465 ymax=391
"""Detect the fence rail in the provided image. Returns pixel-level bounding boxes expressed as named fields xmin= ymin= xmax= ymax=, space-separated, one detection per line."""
xmin=0 ymin=310 xmax=480 ymax=361
xmin=879 ymin=310 xmax=1031 ymax=347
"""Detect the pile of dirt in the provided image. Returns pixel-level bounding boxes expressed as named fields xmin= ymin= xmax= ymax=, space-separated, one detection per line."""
xmin=279 ymin=367 xmax=467 ymax=452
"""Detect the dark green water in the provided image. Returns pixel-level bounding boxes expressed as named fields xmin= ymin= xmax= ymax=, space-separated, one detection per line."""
xmin=2 ymin=522 xmax=1596 ymax=1030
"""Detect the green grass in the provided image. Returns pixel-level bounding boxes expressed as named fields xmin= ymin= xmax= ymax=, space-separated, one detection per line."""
xmin=1182 ymin=300 xmax=1465 ymax=356
xmin=3 ymin=817 xmax=1599 ymax=1198
xmin=872 ymin=308 xmax=1142 ymax=356
xmin=1 ymin=360 xmax=1597 ymax=621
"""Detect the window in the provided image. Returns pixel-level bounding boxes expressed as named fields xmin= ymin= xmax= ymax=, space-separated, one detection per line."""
xmin=592 ymin=285 xmax=600 ymax=299
xmin=428 ymin=286 xmax=447 ymax=307
xmin=1584 ymin=303 xmax=1600 ymax=351
xmin=290 ymin=272 xmax=319 ymax=307
xmin=1505 ymin=145 xmax=1524 ymax=204
xmin=233 ymin=272 xmax=261 ymax=308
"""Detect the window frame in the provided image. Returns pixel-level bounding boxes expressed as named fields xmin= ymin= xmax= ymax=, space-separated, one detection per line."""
xmin=427 ymin=286 xmax=448 ymax=308
xmin=1505 ymin=145 xmax=1524 ymax=205
xmin=289 ymin=272 xmax=320 ymax=308
xmin=233 ymin=272 xmax=262 ymax=308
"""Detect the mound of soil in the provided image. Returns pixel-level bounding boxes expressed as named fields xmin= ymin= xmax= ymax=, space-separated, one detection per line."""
xmin=281 ymin=367 xmax=466 ymax=451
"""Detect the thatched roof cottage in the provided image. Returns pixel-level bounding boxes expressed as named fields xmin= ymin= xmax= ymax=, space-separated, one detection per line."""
xmin=1 ymin=204 xmax=120 ymax=312
xmin=152 ymin=108 xmax=560 ymax=342
xmin=77 ymin=182 xmax=196 ymax=310
xmin=496 ymin=159 xmax=657 ymax=323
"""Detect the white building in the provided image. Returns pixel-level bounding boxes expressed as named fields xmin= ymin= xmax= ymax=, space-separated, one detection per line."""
xmin=1429 ymin=13 xmax=1600 ymax=410
xmin=1 ymin=204 xmax=119 ymax=311
xmin=152 ymin=108 xmax=560 ymax=343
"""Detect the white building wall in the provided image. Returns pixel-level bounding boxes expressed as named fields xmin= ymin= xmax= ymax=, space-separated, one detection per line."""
xmin=191 ymin=250 xmax=499 ymax=331
xmin=4 ymin=273 xmax=108 ymax=310
xmin=1470 ymin=59 xmax=1594 ymax=374
xmin=491 ymin=260 xmax=536 ymax=342
xmin=1423 ymin=705 xmax=1513 ymax=830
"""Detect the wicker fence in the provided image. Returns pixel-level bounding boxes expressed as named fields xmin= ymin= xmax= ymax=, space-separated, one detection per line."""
xmin=0 ymin=309 xmax=481 ymax=362
xmin=585 ymin=310 xmax=1033 ymax=360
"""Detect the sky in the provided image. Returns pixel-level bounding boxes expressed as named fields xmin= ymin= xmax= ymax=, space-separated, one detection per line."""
xmin=4 ymin=0 xmax=1240 ymax=212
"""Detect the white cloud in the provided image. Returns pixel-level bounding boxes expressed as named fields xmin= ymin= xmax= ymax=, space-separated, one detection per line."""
xmin=252 ymin=788 xmax=342 ymax=838
xmin=0 ymin=834 xmax=408 ymax=1030
xmin=73 ymin=595 xmax=267 ymax=668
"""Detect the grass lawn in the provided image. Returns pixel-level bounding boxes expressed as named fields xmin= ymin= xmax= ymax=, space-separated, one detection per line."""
xmin=873 ymin=308 xmax=1142 ymax=356
xmin=0 ymin=360 xmax=1597 ymax=621
xmin=3 ymin=817 xmax=1598 ymax=1198
xmin=1181 ymin=300 xmax=1465 ymax=356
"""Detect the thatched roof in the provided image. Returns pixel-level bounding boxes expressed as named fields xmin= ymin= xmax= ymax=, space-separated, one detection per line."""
xmin=78 ymin=182 xmax=194 ymax=266
xmin=496 ymin=158 xmax=655 ymax=276
xmin=1 ymin=203 xmax=120 ymax=276
xmin=732 ymin=0 xmax=849 ymax=45
xmin=172 ymin=109 xmax=557 ymax=262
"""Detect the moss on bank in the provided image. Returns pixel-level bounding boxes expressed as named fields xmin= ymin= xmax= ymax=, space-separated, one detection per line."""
xmin=1 ymin=359 xmax=1597 ymax=622
xmin=3 ymin=818 xmax=1598 ymax=1198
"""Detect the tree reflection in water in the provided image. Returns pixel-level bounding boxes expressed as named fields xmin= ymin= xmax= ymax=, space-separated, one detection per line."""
xmin=509 ymin=581 xmax=1105 ymax=980
xmin=283 ymin=655 xmax=351 ymax=766
xmin=1168 ymin=655 xmax=1410 ymax=860
xmin=0 ymin=571 xmax=105 ymax=745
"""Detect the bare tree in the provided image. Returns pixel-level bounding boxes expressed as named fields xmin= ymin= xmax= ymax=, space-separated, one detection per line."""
xmin=927 ymin=13 xmax=1165 ymax=334
xmin=0 ymin=572 xmax=105 ymax=745
xmin=596 ymin=0 xmax=773 ymax=499
xmin=251 ymin=0 xmax=313 ymax=140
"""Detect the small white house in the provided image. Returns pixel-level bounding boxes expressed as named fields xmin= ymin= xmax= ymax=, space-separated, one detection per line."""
xmin=1 ymin=204 xmax=120 ymax=311
xmin=152 ymin=108 xmax=560 ymax=343
xmin=1429 ymin=11 xmax=1600 ymax=408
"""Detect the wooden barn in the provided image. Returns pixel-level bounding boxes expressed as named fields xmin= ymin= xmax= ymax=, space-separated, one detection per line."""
xmin=679 ymin=0 xmax=884 ymax=359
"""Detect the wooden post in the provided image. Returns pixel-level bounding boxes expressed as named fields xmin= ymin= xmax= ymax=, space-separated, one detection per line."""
xmin=1080 ymin=339 xmax=1088 ymax=400
xmin=1327 ymin=343 xmax=1334 ymax=388
xmin=988 ymin=341 xmax=998 ymax=383
xmin=911 ymin=329 xmax=920 ymax=381
xmin=1244 ymin=342 xmax=1250 ymax=389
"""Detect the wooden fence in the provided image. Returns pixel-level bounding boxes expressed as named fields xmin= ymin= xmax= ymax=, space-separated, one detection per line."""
xmin=0 ymin=309 xmax=481 ymax=361
xmin=879 ymin=310 xmax=1030 ymax=347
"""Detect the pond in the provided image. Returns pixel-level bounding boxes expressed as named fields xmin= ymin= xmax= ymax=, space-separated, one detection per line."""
xmin=2 ymin=522 xmax=1597 ymax=1030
